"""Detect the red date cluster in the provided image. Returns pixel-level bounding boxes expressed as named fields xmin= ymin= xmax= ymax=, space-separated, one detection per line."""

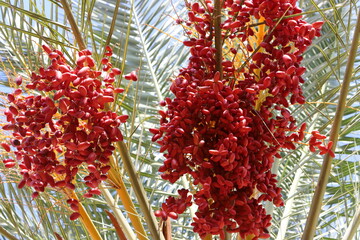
xmin=153 ymin=1 xmax=332 ymax=239
xmin=2 ymin=46 xmax=131 ymax=220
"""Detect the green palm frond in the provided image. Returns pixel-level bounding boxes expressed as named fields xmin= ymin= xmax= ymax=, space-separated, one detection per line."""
xmin=0 ymin=0 xmax=359 ymax=239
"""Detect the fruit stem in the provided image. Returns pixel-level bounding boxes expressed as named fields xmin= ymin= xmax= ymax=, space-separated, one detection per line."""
xmin=105 ymin=210 xmax=129 ymax=240
xmin=78 ymin=201 xmax=103 ymax=240
xmin=225 ymin=231 xmax=231 ymax=240
xmin=204 ymin=234 xmax=212 ymax=240
xmin=301 ymin=9 xmax=360 ymax=240
xmin=59 ymin=0 xmax=86 ymax=50
xmin=116 ymin=141 xmax=164 ymax=240
xmin=107 ymin=163 xmax=148 ymax=240
xmin=162 ymin=218 xmax=172 ymax=240
xmin=64 ymin=190 xmax=103 ymax=240
xmin=214 ymin=0 xmax=223 ymax=78
xmin=100 ymin=185 xmax=137 ymax=240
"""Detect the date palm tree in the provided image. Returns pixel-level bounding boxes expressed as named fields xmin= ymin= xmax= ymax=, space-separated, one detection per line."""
xmin=0 ymin=0 xmax=359 ymax=239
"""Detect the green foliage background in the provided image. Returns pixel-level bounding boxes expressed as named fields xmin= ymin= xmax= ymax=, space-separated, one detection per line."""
xmin=0 ymin=0 xmax=359 ymax=239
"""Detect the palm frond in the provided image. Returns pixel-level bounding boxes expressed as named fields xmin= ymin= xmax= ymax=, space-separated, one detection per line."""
xmin=0 ymin=0 xmax=359 ymax=239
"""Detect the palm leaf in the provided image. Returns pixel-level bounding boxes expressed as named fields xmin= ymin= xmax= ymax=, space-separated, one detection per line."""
xmin=0 ymin=0 xmax=359 ymax=239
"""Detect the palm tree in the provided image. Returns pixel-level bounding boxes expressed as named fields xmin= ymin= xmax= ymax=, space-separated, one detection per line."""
xmin=0 ymin=0 xmax=359 ymax=240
